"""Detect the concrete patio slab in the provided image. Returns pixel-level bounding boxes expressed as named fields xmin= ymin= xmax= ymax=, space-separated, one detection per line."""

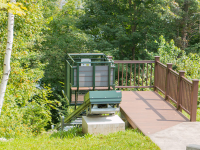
xmin=149 ymin=122 xmax=200 ymax=150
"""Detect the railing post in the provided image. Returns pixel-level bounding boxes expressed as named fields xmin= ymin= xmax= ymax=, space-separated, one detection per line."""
xmin=177 ymin=71 xmax=185 ymax=111
xmin=61 ymin=116 xmax=64 ymax=131
xmin=165 ymin=63 xmax=172 ymax=100
xmin=190 ymin=79 xmax=199 ymax=122
xmin=107 ymin=56 xmax=113 ymax=60
xmin=108 ymin=63 xmax=111 ymax=90
xmin=93 ymin=64 xmax=95 ymax=91
xmin=154 ymin=56 xmax=160 ymax=91
xmin=75 ymin=64 xmax=79 ymax=110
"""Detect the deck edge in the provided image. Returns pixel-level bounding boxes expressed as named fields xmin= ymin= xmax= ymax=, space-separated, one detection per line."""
xmin=120 ymin=107 xmax=148 ymax=136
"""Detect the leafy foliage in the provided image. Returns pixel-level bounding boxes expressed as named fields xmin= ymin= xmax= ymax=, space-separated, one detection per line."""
xmin=146 ymin=35 xmax=200 ymax=106
xmin=40 ymin=0 xmax=95 ymax=93
xmin=0 ymin=0 xmax=58 ymax=138
xmin=0 ymin=1 xmax=27 ymax=16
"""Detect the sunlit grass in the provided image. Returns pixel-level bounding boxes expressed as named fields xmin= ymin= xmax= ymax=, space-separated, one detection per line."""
xmin=0 ymin=128 xmax=160 ymax=150
xmin=182 ymin=108 xmax=200 ymax=122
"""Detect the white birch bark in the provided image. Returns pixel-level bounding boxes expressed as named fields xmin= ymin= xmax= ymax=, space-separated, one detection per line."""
xmin=59 ymin=0 xmax=66 ymax=9
xmin=0 ymin=0 xmax=16 ymax=115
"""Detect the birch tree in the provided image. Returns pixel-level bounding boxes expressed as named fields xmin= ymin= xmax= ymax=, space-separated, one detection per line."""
xmin=59 ymin=0 xmax=66 ymax=9
xmin=0 ymin=0 xmax=16 ymax=115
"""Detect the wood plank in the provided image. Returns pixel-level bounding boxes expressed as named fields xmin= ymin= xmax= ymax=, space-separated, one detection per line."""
xmin=114 ymin=60 xmax=155 ymax=63
xmin=71 ymin=87 xmax=113 ymax=91
xmin=71 ymin=94 xmax=84 ymax=104
xmin=120 ymin=91 xmax=189 ymax=135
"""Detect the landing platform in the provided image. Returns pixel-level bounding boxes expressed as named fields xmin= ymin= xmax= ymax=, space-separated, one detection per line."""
xmin=120 ymin=91 xmax=189 ymax=135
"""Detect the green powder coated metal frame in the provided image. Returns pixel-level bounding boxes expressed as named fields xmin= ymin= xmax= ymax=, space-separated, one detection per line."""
xmin=57 ymin=98 xmax=91 ymax=129
xmin=64 ymin=53 xmax=116 ymax=106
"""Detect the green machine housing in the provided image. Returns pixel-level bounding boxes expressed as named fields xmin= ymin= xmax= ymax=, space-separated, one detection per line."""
xmin=84 ymin=91 xmax=122 ymax=104
xmin=64 ymin=53 xmax=116 ymax=107
xmin=84 ymin=90 xmax=122 ymax=115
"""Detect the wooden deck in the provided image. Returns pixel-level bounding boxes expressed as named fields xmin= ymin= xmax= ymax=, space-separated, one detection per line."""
xmin=120 ymin=91 xmax=189 ymax=135
xmin=71 ymin=94 xmax=84 ymax=104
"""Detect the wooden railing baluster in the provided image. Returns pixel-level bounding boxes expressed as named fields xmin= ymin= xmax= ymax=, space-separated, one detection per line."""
xmin=142 ymin=64 xmax=144 ymax=86
xmin=150 ymin=63 xmax=152 ymax=86
xmin=134 ymin=64 xmax=136 ymax=86
xmin=126 ymin=64 xmax=128 ymax=86
xmin=146 ymin=63 xmax=148 ymax=86
xmin=118 ymin=63 xmax=119 ymax=86
xmin=130 ymin=64 xmax=132 ymax=86
xmin=138 ymin=64 xmax=140 ymax=86
xmin=122 ymin=64 xmax=123 ymax=86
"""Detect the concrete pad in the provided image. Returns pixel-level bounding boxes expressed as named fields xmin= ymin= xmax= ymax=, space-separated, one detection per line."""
xmin=82 ymin=115 xmax=125 ymax=135
xmin=149 ymin=122 xmax=200 ymax=150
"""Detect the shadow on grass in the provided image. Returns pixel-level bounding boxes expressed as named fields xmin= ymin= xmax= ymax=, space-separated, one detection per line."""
xmin=50 ymin=125 xmax=143 ymax=140
xmin=50 ymin=127 xmax=85 ymax=139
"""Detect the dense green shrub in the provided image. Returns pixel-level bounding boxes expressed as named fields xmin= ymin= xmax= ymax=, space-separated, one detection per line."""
xmin=146 ymin=36 xmax=200 ymax=106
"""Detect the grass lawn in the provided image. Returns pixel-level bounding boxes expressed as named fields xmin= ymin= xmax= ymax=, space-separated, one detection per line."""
xmin=0 ymin=128 xmax=160 ymax=150
xmin=182 ymin=108 xmax=200 ymax=121
xmin=197 ymin=108 xmax=200 ymax=121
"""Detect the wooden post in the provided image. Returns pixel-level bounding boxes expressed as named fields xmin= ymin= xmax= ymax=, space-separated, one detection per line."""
xmin=165 ymin=63 xmax=172 ymax=100
xmin=107 ymin=56 xmax=113 ymax=60
xmin=177 ymin=71 xmax=185 ymax=111
xmin=154 ymin=56 xmax=160 ymax=91
xmin=190 ymin=79 xmax=199 ymax=122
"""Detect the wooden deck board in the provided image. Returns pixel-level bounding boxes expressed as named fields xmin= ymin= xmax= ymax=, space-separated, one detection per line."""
xmin=120 ymin=91 xmax=189 ymax=135
xmin=71 ymin=94 xmax=84 ymax=105
xmin=71 ymin=87 xmax=113 ymax=91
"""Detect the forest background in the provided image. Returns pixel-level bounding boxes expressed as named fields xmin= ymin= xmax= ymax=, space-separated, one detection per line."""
xmin=0 ymin=0 xmax=200 ymax=138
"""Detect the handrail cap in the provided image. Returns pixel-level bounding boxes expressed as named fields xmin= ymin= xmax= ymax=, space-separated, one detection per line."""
xmin=192 ymin=79 xmax=199 ymax=82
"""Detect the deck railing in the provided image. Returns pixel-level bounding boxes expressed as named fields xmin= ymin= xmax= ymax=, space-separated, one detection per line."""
xmin=167 ymin=68 xmax=179 ymax=104
xmin=114 ymin=60 xmax=154 ymax=89
xmin=113 ymin=56 xmax=199 ymax=121
xmin=155 ymin=61 xmax=167 ymax=94
xmin=154 ymin=56 xmax=199 ymax=121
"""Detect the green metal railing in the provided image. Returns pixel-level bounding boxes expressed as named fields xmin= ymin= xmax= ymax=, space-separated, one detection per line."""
xmin=64 ymin=53 xmax=116 ymax=105
xmin=64 ymin=60 xmax=72 ymax=103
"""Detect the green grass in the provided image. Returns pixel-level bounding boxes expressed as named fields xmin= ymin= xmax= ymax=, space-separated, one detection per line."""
xmin=0 ymin=128 xmax=160 ymax=150
xmin=181 ymin=108 xmax=200 ymax=121
xmin=197 ymin=108 xmax=200 ymax=121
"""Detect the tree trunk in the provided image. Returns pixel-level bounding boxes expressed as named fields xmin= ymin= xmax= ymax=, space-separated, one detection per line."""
xmin=132 ymin=46 xmax=135 ymax=60
xmin=0 ymin=0 xmax=15 ymax=115
xmin=182 ymin=0 xmax=189 ymax=50
xmin=129 ymin=0 xmax=137 ymax=60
